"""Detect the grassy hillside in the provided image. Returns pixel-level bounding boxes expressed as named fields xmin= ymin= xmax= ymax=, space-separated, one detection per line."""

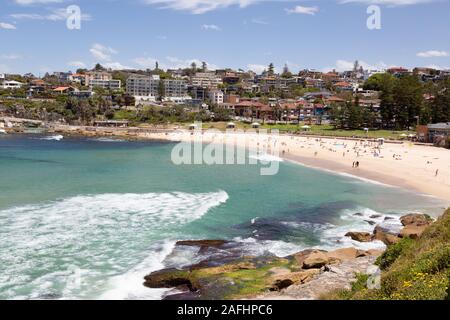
xmin=329 ymin=208 xmax=450 ymax=300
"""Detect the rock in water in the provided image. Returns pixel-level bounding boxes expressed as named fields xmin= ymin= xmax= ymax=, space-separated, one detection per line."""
xmin=345 ymin=232 xmax=372 ymax=242
xmin=373 ymin=226 xmax=400 ymax=245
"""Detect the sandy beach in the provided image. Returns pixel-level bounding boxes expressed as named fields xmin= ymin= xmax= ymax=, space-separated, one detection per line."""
xmin=151 ymin=130 xmax=450 ymax=202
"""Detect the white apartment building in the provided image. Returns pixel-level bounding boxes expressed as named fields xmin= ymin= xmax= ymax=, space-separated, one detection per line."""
xmin=2 ymin=80 xmax=23 ymax=89
xmin=208 ymin=90 xmax=224 ymax=105
xmin=85 ymin=71 xmax=121 ymax=90
xmin=191 ymin=72 xmax=223 ymax=88
xmin=126 ymin=74 xmax=188 ymax=99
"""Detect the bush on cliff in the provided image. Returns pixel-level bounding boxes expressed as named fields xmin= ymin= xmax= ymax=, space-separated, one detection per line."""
xmin=332 ymin=208 xmax=450 ymax=300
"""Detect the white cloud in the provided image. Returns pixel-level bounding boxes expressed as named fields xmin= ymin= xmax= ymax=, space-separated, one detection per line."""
xmin=143 ymin=0 xmax=433 ymax=14
xmin=134 ymin=57 xmax=158 ymax=68
xmin=0 ymin=64 xmax=10 ymax=73
xmin=103 ymin=62 xmax=131 ymax=70
xmin=0 ymin=22 xmax=17 ymax=29
xmin=201 ymin=24 xmax=221 ymax=31
xmin=250 ymin=18 xmax=268 ymax=25
xmin=11 ymin=8 xmax=91 ymax=21
xmin=286 ymin=6 xmax=319 ymax=15
xmin=323 ymin=59 xmax=389 ymax=72
xmin=339 ymin=0 xmax=434 ymax=6
xmin=247 ymin=64 xmax=267 ymax=73
xmin=0 ymin=54 xmax=22 ymax=60
xmin=90 ymin=43 xmax=117 ymax=62
xmin=417 ymin=50 xmax=448 ymax=58
xmin=143 ymin=0 xmax=269 ymax=14
xmin=14 ymin=0 xmax=63 ymax=4
xmin=68 ymin=61 xmax=87 ymax=69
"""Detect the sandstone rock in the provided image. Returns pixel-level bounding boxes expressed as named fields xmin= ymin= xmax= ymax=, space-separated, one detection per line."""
xmin=143 ymin=268 xmax=194 ymax=290
xmin=400 ymin=214 xmax=432 ymax=227
xmin=345 ymin=232 xmax=372 ymax=242
xmin=366 ymin=249 xmax=384 ymax=257
xmin=373 ymin=226 xmax=400 ymax=245
xmin=326 ymin=248 xmax=366 ymax=263
xmin=293 ymin=249 xmax=317 ymax=267
xmin=302 ymin=251 xmax=330 ymax=269
xmin=399 ymin=224 xmax=428 ymax=239
xmin=269 ymin=269 xmax=320 ymax=291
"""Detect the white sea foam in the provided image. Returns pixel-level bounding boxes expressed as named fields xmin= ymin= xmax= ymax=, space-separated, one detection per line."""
xmin=40 ymin=135 xmax=64 ymax=141
xmin=249 ymin=154 xmax=284 ymax=163
xmin=0 ymin=191 xmax=228 ymax=300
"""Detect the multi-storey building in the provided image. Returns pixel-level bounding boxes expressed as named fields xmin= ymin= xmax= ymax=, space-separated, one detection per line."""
xmin=85 ymin=71 xmax=121 ymax=90
xmin=191 ymin=72 xmax=223 ymax=88
xmin=126 ymin=74 xmax=187 ymax=99
xmin=208 ymin=90 xmax=224 ymax=105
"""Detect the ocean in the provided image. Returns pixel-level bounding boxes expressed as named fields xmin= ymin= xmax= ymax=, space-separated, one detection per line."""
xmin=0 ymin=134 xmax=446 ymax=299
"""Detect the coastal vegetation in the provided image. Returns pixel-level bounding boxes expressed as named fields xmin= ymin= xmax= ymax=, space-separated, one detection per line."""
xmin=325 ymin=208 xmax=450 ymax=300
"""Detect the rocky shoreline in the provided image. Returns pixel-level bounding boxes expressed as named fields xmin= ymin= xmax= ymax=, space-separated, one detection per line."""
xmin=142 ymin=213 xmax=434 ymax=300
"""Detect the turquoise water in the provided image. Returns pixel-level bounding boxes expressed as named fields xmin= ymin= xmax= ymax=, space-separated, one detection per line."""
xmin=0 ymin=134 xmax=446 ymax=300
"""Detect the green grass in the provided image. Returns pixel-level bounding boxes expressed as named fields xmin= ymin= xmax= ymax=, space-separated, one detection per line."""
xmin=175 ymin=121 xmax=414 ymax=140
xmin=328 ymin=208 xmax=450 ymax=300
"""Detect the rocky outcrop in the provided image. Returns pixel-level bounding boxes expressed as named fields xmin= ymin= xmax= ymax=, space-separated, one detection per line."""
xmin=399 ymin=224 xmax=428 ymax=239
xmin=400 ymin=214 xmax=432 ymax=227
xmin=398 ymin=214 xmax=433 ymax=239
xmin=345 ymin=232 xmax=372 ymax=242
xmin=326 ymin=247 xmax=367 ymax=263
xmin=302 ymin=251 xmax=330 ymax=269
xmin=372 ymin=225 xmax=400 ymax=245
xmin=176 ymin=240 xmax=229 ymax=248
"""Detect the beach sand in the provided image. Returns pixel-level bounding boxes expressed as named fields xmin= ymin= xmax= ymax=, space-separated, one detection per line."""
xmin=153 ymin=130 xmax=450 ymax=202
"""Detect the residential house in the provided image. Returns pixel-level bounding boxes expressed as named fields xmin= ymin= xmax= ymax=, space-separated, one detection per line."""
xmin=191 ymin=72 xmax=223 ymax=88
xmin=208 ymin=90 xmax=224 ymax=105
xmin=1 ymin=80 xmax=23 ymax=89
xmin=86 ymin=71 xmax=121 ymax=90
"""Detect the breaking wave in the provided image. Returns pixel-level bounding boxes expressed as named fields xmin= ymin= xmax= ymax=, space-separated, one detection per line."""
xmin=0 ymin=191 xmax=228 ymax=299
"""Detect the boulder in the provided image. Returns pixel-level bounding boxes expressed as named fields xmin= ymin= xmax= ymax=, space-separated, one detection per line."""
xmin=345 ymin=232 xmax=372 ymax=242
xmin=269 ymin=269 xmax=320 ymax=291
xmin=373 ymin=226 xmax=400 ymax=245
xmin=366 ymin=249 xmax=384 ymax=257
xmin=326 ymin=248 xmax=366 ymax=263
xmin=400 ymin=224 xmax=428 ymax=239
xmin=400 ymin=214 xmax=432 ymax=227
xmin=293 ymin=249 xmax=317 ymax=267
xmin=143 ymin=268 xmax=194 ymax=290
xmin=302 ymin=251 xmax=330 ymax=269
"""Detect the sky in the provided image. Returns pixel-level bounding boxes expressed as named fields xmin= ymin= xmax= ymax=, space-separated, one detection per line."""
xmin=0 ymin=0 xmax=450 ymax=76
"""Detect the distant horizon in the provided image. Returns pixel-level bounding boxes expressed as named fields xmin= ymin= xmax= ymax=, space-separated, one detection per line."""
xmin=1 ymin=0 xmax=450 ymax=75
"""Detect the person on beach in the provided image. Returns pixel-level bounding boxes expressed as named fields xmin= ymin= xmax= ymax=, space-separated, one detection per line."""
xmin=356 ymin=161 xmax=360 ymax=168
xmin=436 ymin=169 xmax=439 ymax=177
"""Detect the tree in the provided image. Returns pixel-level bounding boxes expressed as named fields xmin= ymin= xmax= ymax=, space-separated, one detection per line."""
xmin=94 ymin=63 xmax=105 ymax=71
xmin=202 ymin=61 xmax=207 ymax=72
xmin=281 ymin=64 xmax=292 ymax=78
xmin=191 ymin=62 xmax=197 ymax=73
xmin=157 ymin=80 xmax=165 ymax=101
xmin=155 ymin=61 xmax=159 ymax=71
xmin=268 ymin=63 xmax=275 ymax=76
xmin=392 ymin=75 xmax=423 ymax=129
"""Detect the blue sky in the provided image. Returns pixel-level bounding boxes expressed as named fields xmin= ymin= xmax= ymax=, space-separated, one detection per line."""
xmin=1 ymin=0 xmax=450 ymax=75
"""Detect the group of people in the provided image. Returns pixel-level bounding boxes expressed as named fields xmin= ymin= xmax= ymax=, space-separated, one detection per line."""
xmin=352 ymin=161 xmax=360 ymax=168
